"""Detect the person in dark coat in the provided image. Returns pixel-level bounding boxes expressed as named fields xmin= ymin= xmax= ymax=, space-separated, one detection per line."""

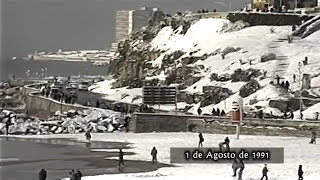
xmin=309 ymin=131 xmax=316 ymax=144
xmin=198 ymin=133 xmax=204 ymax=147
xmin=5 ymin=119 xmax=11 ymax=135
xmin=224 ymin=137 xmax=230 ymax=151
xmin=69 ymin=170 xmax=75 ymax=180
xmin=85 ymin=131 xmax=91 ymax=142
xmin=75 ymin=170 xmax=82 ymax=180
xmin=281 ymin=81 xmax=285 ymax=88
xmin=216 ymin=108 xmax=221 ymax=117
xmin=290 ymin=111 xmax=294 ymax=120
xmin=293 ymin=74 xmax=296 ymax=82
xmin=298 ymin=165 xmax=304 ymax=180
xmin=260 ymin=164 xmax=268 ymax=180
xmin=238 ymin=160 xmax=244 ymax=180
xmin=300 ymin=111 xmax=304 ymax=120
xmin=197 ymin=108 xmax=202 ymax=116
xmin=285 ymin=81 xmax=290 ymax=90
xmin=221 ymin=110 xmax=226 ymax=116
xmin=232 ymin=159 xmax=239 ymax=177
xmin=38 ymin=169 xmax=47 ymax=180
xmin=118 ymin=149 xmax=124 ymax=168
xmin=151 ymin=147 xmax=158 ymax=163
xmin=292 ymin=25 xmax=296 ymax=31
xmin=96 ymin=100 xmax=100 ymax=108
xmin=212 ymin=108 xmax=216 ymax=116
xmin=276 ymin=75 xmax=280 ymax=85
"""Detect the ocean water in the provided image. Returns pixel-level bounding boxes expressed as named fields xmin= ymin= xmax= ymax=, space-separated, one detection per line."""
xmin=1 ymin=59 xmax=109 ymax=81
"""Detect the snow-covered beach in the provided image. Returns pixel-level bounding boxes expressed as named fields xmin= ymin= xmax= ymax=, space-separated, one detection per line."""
xmin=6 ymin=132 xmax=319 ymax=180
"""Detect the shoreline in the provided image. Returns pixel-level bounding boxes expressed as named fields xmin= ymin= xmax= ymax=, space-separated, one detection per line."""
xmin=0 ymin=134 xmax=173 ymax=180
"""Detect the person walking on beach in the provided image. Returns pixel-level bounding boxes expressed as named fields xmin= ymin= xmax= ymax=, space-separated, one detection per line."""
xmin=198 ymin=133 xmax=204 ymax=147
xmin=118 ymin=149 xmax=124 ymax=168
xmin=298 ymin=165 xmax=304 ymax=180
xmin=309 ymin=131 xmax=316 ymax=144
xmin=151 ymin=147 xmax=158 ymax=164
xmin=238 ymin=160 xmax=244 ymax=180
xmin=232 ymin=159 xmax=239 ymax=177
xmin=260 ymin=164 xmax=269 ymax=180
xmin=38 ymin=169 xmax=47 ymax=180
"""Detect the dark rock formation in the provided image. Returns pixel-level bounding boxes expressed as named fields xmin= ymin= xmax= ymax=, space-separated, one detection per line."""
xmin=239 ymin=79 xmax=260 ymax=98
xmin=261 ymin=53 xmax=276 ymax=62
xmin=231 ymin=68 xmax=262 ymax=82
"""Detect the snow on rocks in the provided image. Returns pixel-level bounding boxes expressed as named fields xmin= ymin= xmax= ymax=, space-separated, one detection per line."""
xmin=0 ymin=108 xmax=127 ymax=135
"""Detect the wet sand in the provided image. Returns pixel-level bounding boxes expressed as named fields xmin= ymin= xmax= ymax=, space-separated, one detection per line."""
xmin=0 ymin=136 xmax=173 ymax=180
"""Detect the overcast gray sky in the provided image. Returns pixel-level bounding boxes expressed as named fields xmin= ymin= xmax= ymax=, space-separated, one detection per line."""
xmin=1 ymin=0 xmax=250 ymax=62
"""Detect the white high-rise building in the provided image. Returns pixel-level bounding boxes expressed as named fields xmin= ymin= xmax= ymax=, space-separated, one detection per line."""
xmin=115 ymin=7 xmax=159 ymax=43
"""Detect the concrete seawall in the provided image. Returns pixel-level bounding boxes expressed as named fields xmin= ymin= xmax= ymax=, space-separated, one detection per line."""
xmin=25 ymin=93 xmax=87 ymax=119
xmin=23 ymin=84 xmax=87 ymax=119
xmin=130 ymin=113 xmax=320 ymax=137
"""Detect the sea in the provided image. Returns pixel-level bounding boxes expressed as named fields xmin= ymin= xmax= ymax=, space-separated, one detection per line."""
xmin=1 ymin=59 xmax=109 ymax=81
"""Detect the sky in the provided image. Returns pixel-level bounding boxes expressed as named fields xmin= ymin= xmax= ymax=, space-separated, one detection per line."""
xmin=0 ymin=0 xmax=250 ymax=63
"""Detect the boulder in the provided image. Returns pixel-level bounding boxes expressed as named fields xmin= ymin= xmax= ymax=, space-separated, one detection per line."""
xmin=50 ymin=126 xmax=58 ymax=132
xmin=97 ymin=125 xmax=107 ymax=132
xmin=261 ymin=53 xmax=276 ymax=62
xmin=239 ymin=80 xmax=260 ymax=98
xmin=55 ymin=127 xmax=64 ymax=134
xmin=185 ymin=94 xmax=194 ymax=104
xmin=0 ymin=123 xmax=5 ymax=131
xmin=107 ymin=124 xmax=115 ymax=132
xmin=40 ymin=121 xmax=61 ymax=126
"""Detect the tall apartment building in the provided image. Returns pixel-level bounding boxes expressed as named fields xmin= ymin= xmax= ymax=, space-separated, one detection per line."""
xmin=115 ymin=7 xmax=159 ymax=43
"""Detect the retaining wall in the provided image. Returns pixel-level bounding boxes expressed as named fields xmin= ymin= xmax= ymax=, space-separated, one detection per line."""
xmin=130 ymin=113 xmax=320 ymax=137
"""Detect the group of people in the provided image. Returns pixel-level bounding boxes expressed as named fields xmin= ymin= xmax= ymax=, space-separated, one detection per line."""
xmin=198 ymin=133 xmax=230 ymax=151
xmin=196 ymin=107 xmax=226 ymax=116
xmin=232 ymin=162 xmax=304 ymax=180
xmin=38 ymin=169 xmax=82 ymax=180
xmin=41 ymin=86 xmax=78 ymax=105
xmin=275 ymin=75 xmax=290 ymax=91
xmin=117 ymin=147 xmax=158 ymax=169
xmin=197 ymin=9 xmax=216 ymax=13
xmin=212 ymin=108 xmax=226 ymax=117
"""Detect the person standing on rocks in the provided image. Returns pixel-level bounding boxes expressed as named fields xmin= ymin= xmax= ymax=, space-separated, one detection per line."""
xmin=221 ymin=110 xmax=226 ymax=116
xmin=38 ymin=169 xmax=47 ymax=180
xmin=85 ymin=131 xmax=92 ymax=142
xmin=198 ymin=133 xmax=204 ymax=147
xmin=212 ymin=108 xmax=216 ymax=116
xmin=197 ymin=108 xmax=202 ymax=116
xmin=216 ymin=108 xmax=221 ymax=117
xmin=5 ymin=118 xmax=11 ymax=135
xmin=118 ymin=149 xmax=124 ymax=168
xmin=293 ymin=74 xmax=296 ymax=83
xmin=276 ymin=75 xmax=280 ymax=85
xmin=151 ymin=147 xmax=158 ymax=164
xmin=260 ymin=164 xmax=269 ymax=180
